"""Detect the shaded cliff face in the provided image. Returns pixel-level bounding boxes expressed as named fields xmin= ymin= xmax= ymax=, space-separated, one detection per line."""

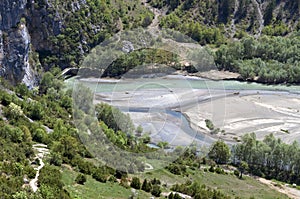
xmin=0 ymin=0 xmax=37 ymax=87
xmin=0 ymin=0 xmax=27 ymax=30
xmin=0 ymin=0 xmax=152 ymax=85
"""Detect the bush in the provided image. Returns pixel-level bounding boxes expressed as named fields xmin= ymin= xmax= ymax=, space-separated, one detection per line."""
xmin=234 ymin=170 xmax=240 ymax=177
xmin=49 ymin=153 xmax=62 ymax=166
xmin=209 ymin=166 xmax=215 ymax=173
xmin=205 ymin=119 xmax=214 ymax=130
xmin=130 ymin=177 xmax=141 ymax=189
xmin=215 ymin=167 xmax=224 ymax=174
xmin=150 ymin=178 xmax=161 ymax=185
xmin=92 ymin=169 xmax=107 ymax=183
xmin=141 ymin=179 xmax=152 ymax=192
xmin=108 ymin=175 xmax=117 ymax=182
xmin=151 ymin=185 xmax=162 ymax=197
xmin=167 ymin=164 xmax=182 ymax=175
xmin=75 ymin=174 xmax=87 ymax=185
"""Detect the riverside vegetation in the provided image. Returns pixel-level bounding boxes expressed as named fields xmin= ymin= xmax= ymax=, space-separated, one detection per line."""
xmin=0 ymin=70 xmax=296 ymax=198
xmin=1 ymin=0 xmax=300 ymax=198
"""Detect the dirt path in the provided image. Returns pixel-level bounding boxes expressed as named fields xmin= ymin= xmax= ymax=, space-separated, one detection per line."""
xmin=29 ymin=144 xmax=49 ymax=192
xmin=144 ymin=163 xmax=154 ymax=170
xmin=258 ymin=177 xmax=300 ymax=199
xmin=141 ymin=0 xmax=167 ymax=32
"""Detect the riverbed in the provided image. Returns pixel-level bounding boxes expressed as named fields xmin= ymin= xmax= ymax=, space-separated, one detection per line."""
xmin=68 ymin=75 xmax=300 ymax=146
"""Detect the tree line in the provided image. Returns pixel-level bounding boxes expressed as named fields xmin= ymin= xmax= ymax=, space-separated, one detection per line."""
xmin=208 ymin=133 xmax=300 ymax=185
xmin=215 ymin=34 xmax=300 ymax=83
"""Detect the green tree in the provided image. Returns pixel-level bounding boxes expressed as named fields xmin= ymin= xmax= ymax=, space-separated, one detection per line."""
xmin=7 ymin=102 xmax=23 ymax=119
xmin=136 ymin=125 xmax=143 ymax=137
xmin=15 ymin=83 xmax=29 ymax=97
xmin=238 ymin=161 xmax=248 ymax=179
xmin=130 ymin=177 xmax=141 ymax=189
xmin=205 ymin=119 xmax=214 ymax=130
xmin=151 ymin=185 xmax=162 ymax=197
xmin=28 ymin=102 xmax=44 ymax=120
xmin=141 ymin=179 xmax=152 ymax=192
xmin=208 ymin=140 xmax=231 ymax=164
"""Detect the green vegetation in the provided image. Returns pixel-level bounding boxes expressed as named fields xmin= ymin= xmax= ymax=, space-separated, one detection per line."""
xmin=96 ymin=103 xmax=134 ymax=133
xmin=0 ymin=72 xmax=89 ymax=198
xmin=233 ymin=133 xmax=300 ymax=184
xmin=205 ymin=119 xmax=214 ymax=130
xmin=102 ymin=48 xmax=180 ymax=77
xmin=75 ymin=174 xmax=87 ymax=185
xmin=171 ymin=180 xmax=231 ymax=199
xmin=2 ymin=0 xmax=300 ymax=198
xmin=33 ymin=0 xmax=154 ymax=69
xmin=208 ymin=140 xmax=231 ymax=164
xmin=215 ymin=35 xmax=300 ymax=83
xmin=151 ymin=0 xmax=299 ymax=42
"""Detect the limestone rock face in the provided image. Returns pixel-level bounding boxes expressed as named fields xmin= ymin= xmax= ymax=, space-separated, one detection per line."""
xmin=0 ymin=0 xmax=27 ymax=31
xmin=0 ymin=0 xmax=37 ymax=87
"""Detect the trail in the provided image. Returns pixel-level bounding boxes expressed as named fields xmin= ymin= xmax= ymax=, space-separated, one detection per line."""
xmin=252 ymin=0 xmax=264 ymax=38
xmin=258 ymin=178 xmax=300 ymax=199
xmin=141 ymin=0 xmax=167 ymax=34
xmin=29 ymin=144 xmax=49 ymax=192
xmin=230 ymin=0 xmax=239 ymax=38
xmin=144 ymin=163 xmax=154 ymax=170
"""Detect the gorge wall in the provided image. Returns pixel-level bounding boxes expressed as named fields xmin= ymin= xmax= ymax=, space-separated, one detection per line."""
xmin=0 ymin=0 xmax=37 ymax=86
xmin=0 ymin=0 xmax=299 ymax=86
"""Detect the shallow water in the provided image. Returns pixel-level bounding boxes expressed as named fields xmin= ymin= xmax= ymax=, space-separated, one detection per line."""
xmin=67 ymin=76 xmax=300 ymax=94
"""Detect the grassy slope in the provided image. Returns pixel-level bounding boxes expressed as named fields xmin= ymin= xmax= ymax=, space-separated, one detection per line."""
xmin=61 ymin=165 xmax=289 ymax=199
xmin=61 ymin=167 xmax=152 ymax=199
xmin=193 ymin=171 xmax=289 ymax=199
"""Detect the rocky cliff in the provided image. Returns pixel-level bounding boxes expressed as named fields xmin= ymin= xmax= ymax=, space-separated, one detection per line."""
xmin=0 ymin=0 xmax=37 ymax=86
xmin=0 ymin=0 xmax=152 ymax=86
xmin=0 ymin=0 xmax=299 ymax=86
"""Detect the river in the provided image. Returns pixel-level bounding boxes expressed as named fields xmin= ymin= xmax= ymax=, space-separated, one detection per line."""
xmin=67 ymin=75 xmax=300 ymax=146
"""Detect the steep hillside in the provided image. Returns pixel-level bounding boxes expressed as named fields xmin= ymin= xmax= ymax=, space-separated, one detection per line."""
xmin=0 ymin=0 xmax=299 ymax=85
xmin=152 ymin=0 xmax=300 ymax=43
xmin=0 ymin=0 xmax=153 ymax=86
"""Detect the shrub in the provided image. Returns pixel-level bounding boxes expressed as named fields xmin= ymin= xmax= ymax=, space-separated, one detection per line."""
xmin=141 ymin=179 xmax=152 ymax=192
xmin=167 ymin=164 xmax=182 ymax=175
xmin=75 ymin=174 xmax=87 ymax=185
xmin=130 ymin=177 xmax=141 ymax=189
xmin=108 ymin=176 xmax=117 ymax=182
xmin=215 ymin=167 xmax=224 ymax=174
xmin=150 ymin=178 xmax=161 ymax=185
xmin=151 ymin=185 xmax=162 ymax=197
xmin=234 ymin=170 xmax=240 ymax=177
xmin=205 ymin=119 xmax=214 ymax=130
xmin=92 ymin=169 xmax=107 ymax=183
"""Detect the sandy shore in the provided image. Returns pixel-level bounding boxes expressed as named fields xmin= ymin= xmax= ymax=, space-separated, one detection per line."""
xmin=95 ymin=88 xmax=216 ymax=147
xmin=95 ymin=86 xmax=300 ymax=145
xmin=88 ymin=74 xmax=300 ymax=145
xmin=175 ymin=69 xmax=240 ymax=80
xmin=183 ymin=91 xmax=300 ymax=143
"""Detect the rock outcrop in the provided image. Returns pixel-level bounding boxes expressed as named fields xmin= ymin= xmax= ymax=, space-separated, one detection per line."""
xmin=0 ymin=0 xmax=37 ymax=87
